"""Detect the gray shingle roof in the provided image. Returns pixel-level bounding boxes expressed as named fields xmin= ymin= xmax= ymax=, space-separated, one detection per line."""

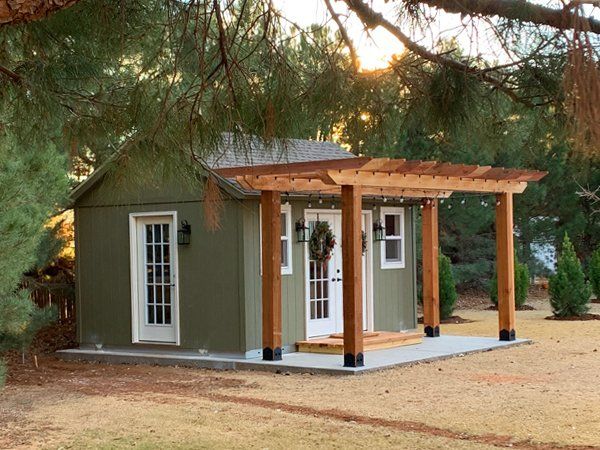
xmin=205 ymin=132 xmax=354 ymax=169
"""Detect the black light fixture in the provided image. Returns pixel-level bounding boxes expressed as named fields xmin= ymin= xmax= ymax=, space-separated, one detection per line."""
xmin=177 ymin=220 xmax=191 ymax=245
xmin=373 ymin=219 xmax=386 ymax=242
xmin=295 ymin=218 xmax=310 ymax=243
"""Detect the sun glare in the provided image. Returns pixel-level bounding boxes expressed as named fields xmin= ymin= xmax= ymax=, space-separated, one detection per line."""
xmin=356 ymin=37 xmax=405 ymax=72
xmin=358 ymin=52 xmax=393 ymax=72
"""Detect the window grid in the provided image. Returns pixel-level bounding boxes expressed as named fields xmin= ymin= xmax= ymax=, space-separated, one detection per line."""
xmin=308 ymin=220 xmax=330 ymax=320
xmin=144 ymin=223 xmax=172 ymax=326
xmin=380 ymin=208 xmax=405 ymax=269
xmin=281 ymin=210 xmax=290 ymax=270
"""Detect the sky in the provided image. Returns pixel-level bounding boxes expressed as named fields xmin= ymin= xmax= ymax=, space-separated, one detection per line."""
xmin=273 ymin=0 xmax=600 ymax=71
xmin=274 ymin=0 xmax=410 ymax=70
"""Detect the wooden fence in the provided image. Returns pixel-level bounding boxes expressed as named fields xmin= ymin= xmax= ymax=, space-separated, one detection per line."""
xmin=22 ymin=279 xmax=76 ymax=323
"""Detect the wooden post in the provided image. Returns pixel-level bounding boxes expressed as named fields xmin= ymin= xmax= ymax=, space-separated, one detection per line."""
xmin=422 ymin=199 xmax=440 ymax=337
xmin=261 ymin=190 xmax=282 ymax=360
xmin=341 ymin=184 xmax=364 ymax=367
xmin=495 ymin=192 xmax=516 ymax=341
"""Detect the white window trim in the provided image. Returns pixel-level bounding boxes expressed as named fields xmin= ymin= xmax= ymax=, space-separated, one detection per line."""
xmin=380 ymin=207 xmax=405 ymax=270
xmin=128 ymin=211 xmax=181 ymax=346
xmin=259 ymin=203 xmax=293 ymax=276
xmin=280 ymin=203 xmax=293 ymax=275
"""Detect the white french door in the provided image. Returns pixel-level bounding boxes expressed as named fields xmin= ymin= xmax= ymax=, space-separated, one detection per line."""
xmin=130 ymin=213 xmax=179 ymax=344
xmin=305 ymin=211 xmax=370 ymax=338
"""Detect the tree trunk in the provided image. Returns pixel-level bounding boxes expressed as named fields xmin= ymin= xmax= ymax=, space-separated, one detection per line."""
xmin=0 ymin=0 xmax=80 ymax=26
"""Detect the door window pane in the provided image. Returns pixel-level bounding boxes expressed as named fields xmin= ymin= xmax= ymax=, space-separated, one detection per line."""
xmin=164 ymin=305 xmax=171 ymax=324
xmin=156 ymin=305 xmax=163 ymax=324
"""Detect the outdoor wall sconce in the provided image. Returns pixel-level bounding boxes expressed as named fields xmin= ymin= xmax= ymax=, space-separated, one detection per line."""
xmin=373 ymin=219 xmax=386 ymax=242
xmin=295 ymin=218 xmax=310 ymax=243
xmin=177 ymin=220 xmax=191 ymax=245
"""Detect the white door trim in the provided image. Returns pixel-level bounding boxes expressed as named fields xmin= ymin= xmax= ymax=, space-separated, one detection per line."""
xmin=303 ymin=209 xmax=374 ymax=339
xmin=129 ymin=211 xmax=181 ymax=346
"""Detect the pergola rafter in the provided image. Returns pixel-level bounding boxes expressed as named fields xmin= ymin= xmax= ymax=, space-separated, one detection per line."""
xmin=215 ymin=156 xmax=547 ymax=368
xmin=215 ymin=157 xmax=546 ymax=196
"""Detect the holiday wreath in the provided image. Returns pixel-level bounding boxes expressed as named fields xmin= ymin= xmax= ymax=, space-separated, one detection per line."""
xmin=309 ymin=221 xmax=336 ymax=264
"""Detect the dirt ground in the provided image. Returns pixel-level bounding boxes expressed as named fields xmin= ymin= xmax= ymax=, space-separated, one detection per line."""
xmin=1 ymin=297 xmax=600 ymax=450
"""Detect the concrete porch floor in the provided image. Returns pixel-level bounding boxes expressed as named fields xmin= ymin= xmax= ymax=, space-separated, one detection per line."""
xmin=58 ymin=335 xmax=530 ymax=375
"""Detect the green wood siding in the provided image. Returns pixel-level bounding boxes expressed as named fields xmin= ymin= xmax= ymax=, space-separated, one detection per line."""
xmin=372 ymin=206 xmax=418 ymax=331
xmin=241 ymin=201 xmax=417 ymax=352
xmin=75 ymin=174 xmax=417 ymax=355
xmin=75 ymin=177 xmax=245 ymax=353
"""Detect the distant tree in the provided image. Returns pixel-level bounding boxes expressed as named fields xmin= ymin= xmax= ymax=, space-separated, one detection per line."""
xmin=549 ymin=233 xmax=591 ymax=317
xmin=490 ymin=252 xmax=530 ymax=308
xmin=588 ymin=248 xmax=600 ymax=299
xmin=439 ymin=252 xmax=458 ymax=320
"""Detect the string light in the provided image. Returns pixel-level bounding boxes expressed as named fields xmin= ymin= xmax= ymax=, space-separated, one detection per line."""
xmin=447 ymin=203 xmax=453 ymax=210
xmin=460 ymin=197 xmax=466 ymax=205
xmin=318 ymin=193 xmax=323 ymax=204
xmin=285 ymin=192 xmax=290 ymax=205
xmin=307 ymin=194 xmax=312 ymax=208
xmin=496 ymin=199 xmax=501 ymax=206
xmin=330 ymin=195 xmax=335 ymax=209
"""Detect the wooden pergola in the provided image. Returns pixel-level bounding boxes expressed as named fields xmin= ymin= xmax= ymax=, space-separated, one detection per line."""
xmin=215 ymin=157 xmax=547 ymax=367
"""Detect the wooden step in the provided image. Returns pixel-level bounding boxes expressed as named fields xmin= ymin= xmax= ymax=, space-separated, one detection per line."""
xmin=296 ymin=331 xmax=424 ymax=355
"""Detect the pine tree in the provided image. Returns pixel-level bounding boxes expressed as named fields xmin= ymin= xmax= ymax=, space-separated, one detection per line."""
xmin=490 ymin=252 xmax=530 ymax=308
xmin=0 ymin=134 xmax=67 ymax=386
xmin=588 ymin=248 xmax=600 ymax=299
xmin=439 ymin=253 xmax=458 ymax=320
xmin=549 ymin=233 xmax=591 ymax=317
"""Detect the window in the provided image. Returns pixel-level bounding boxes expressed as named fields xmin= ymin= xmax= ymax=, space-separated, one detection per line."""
xmin=280 ymin=204 xmax=292 ymax=274
xmin=259 ymin=203 xmax=293 ymax=275
xmin=380 ymin=207 xmax=405 ymax=269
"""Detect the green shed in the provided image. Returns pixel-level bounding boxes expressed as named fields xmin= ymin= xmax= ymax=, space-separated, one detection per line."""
xmin=71 ymin=136 xmax=418 ymax=358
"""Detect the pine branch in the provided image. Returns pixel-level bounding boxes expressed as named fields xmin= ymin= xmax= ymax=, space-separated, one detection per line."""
xmin=324 ymin=0 xmax=360 ymax=72
xmin=0 ymin=64 xmax=21 ymax=83
xmin=342 ymin=0 xmax=537 ymax=106
xmin=411 ymin=0 xmax=600 ymax=35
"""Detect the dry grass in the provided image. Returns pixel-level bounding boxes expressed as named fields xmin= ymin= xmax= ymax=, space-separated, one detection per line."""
xmin=1 ymin=298 xmax=599 ymax=449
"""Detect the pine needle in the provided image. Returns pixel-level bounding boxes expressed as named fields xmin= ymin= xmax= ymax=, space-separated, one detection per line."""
xmin=203 ymin=175 xmax=224 ymax=232
xmin=563 ymin=10 xmax=600 ymax=156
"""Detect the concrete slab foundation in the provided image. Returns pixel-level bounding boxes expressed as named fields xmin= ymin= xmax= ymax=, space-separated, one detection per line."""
xmin=58 ymin=335 xmax=530 ymax=375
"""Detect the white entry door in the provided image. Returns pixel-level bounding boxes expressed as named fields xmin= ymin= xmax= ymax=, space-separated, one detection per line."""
xmin=131 ymin=213 xmax=179 ymax=344
xmin=305 ymin=211 xmax=370 ymax=338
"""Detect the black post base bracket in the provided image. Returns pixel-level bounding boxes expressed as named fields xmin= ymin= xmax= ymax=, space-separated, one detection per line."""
xmin=499 ymin=329 xmax=516 ymax=341
xmin=263 ymin=346 xmax=283 ymax=361
xmin=424 ymin=325 xmax=440 ymax=337
xmin=344 ymin=352 xmax=364 ymax=367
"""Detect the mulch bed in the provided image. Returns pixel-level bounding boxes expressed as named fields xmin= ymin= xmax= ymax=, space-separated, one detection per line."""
xmin=545 ymin=313 xmax=600 ymax=321
xmin=417 ymin=316 xmax=474 ymax=324
xmin=486 ymin=304 xmax=536 ymax=311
